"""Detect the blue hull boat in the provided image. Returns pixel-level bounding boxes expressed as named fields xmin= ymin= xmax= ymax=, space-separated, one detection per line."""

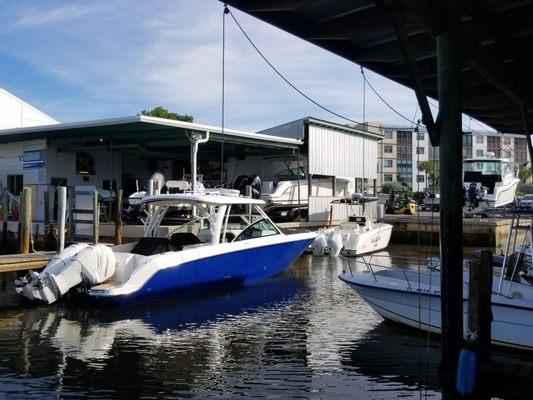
xmin=16 ymin=193 xmax=316 ymax=306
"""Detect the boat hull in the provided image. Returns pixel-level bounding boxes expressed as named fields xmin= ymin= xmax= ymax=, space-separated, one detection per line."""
xmin=342 ymin=224 xmax=393 ymax=256
xmin=91 ymin=237 xmax=313 ymax=306
xmin=339 ymin=272 xmax=533 ymax=351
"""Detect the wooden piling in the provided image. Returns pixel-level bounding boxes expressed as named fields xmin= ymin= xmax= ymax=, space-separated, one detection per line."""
xmin=114 ymin=189 xmax=123 ymax=245
xmin=1 ymin=189 xmax=8 ymax=253
xmin=93 ymin=190 xmax=99 ymax=244
xmin=20 ymin=187 xmax=32 ymax=254
xmin=67 ymin=187 xmax=74 ymax=242
xmin=57 ymin=186 xmax=67 ymax=251
xmin=437 ymin=11 xmax=464 ymax=376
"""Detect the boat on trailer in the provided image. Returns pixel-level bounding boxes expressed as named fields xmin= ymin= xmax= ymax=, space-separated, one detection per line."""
xmin=16 ymin=193 xmax=316 ymax=306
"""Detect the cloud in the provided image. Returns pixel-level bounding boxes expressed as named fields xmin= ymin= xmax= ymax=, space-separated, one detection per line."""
xmin=0 ymin=0 xmax=491 ymax=133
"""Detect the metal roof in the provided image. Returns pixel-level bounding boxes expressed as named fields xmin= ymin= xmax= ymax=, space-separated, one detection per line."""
xmin=223 ymin=0 xmax=533 ymax=135
xmin=0 ymin=114 xmax=301 ymax=149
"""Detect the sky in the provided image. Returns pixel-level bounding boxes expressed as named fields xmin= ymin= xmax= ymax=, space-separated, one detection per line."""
xmin=0 ymin=0 xmax=495 ymax=133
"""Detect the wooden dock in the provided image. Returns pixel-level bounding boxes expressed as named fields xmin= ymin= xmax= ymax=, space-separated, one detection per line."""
xmin=0 ymin=252 xmax=56 ymax=273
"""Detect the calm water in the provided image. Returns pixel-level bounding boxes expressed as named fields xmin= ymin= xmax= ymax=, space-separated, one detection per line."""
xmin=0 ymin=245 xmax=502 ymax=399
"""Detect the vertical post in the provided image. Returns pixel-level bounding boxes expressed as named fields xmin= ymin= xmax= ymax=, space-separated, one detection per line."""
xmin=20 ymin=187 xmax=32 ymax=254
xmin=246 ymin=185 xmax=252 ymax=219
xmin=437 ymin=12 xmax=463 ymax=377
xmin=67 ymin=187 xmax=74 ymax=242
xmin=114 ymin=189 xmax=123 ymax=245
xmin=332 ymin=176 xmax=336 ymax=196
xmin=93 ymin=190 xmax=99 ymax=244
xmin=474 ymin=251 xmax=492 ymax=362
xmin=296 ymin=147 xmax=301 ymax=220
xmin=43 ymin=190 xmax=50 ymax=250
xmin=57 ymin=186 xmax=67 ymax=251
xmin=1 ymin=190 xmax=8 ymax=253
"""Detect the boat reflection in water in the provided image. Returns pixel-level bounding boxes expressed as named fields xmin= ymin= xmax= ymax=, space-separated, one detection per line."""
xmin=18 ymin=276 xmax=302 ymax=363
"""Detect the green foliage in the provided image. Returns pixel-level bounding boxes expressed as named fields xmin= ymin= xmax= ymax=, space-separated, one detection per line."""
xmin=412 ymin=191 xmax=425 ymax=202
xmin=380 ymin=181 xmax=404 ymax=194
xmin=517 ymin=182 xmax=533 ymax=196
xmin=518 ymin=167 xmax=532 ymax=183
xmin=418 ymin=160 xmax=440 ymax=191
xmin=141 ymin=106 xmax=193 ymax=122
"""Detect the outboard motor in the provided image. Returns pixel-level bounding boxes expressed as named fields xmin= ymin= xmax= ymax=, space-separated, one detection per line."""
xmin=15 ymin=244 xmax=116 ymax=304
xmin=234 ymin=175 xmax=262 ymax=199
xmin=326 ymin=230 xmax=343 ymax=258
xmin=467 ymin=182 xmax=483 ymax=208
xmin=311 ymin=232 xmax=326 ymax=256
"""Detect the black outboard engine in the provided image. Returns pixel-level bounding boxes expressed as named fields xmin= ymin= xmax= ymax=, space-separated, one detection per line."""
xmin=234 ymin=175 xmax=262 ymax=199
xmin=467 ymin=182 xmax=483 ymax=208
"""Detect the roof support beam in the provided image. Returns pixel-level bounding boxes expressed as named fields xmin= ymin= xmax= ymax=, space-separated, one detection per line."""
xmin=521 ymin=106 xmax=533 ymax=170
xmin=392 ymin=12 xmax=439 ymax=145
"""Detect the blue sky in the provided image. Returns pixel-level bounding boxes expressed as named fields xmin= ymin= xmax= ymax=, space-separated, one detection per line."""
xmin=0 ymin=0 xmax=494 ymax=132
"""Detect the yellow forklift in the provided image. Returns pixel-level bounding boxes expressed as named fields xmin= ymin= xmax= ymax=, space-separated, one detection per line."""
xmin=385 ymin=189 xmax=416 ymax=215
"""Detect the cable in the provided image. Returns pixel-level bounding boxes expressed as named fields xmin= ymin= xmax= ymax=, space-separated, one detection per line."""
xmin=361 ymin=68 xmax=420 ymax=126
xmin=226 ymin=7 xmax=393 ymax=130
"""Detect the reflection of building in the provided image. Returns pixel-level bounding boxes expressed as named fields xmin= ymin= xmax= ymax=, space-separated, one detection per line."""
xmin=377 ymin=124 xmax=530 ymax=192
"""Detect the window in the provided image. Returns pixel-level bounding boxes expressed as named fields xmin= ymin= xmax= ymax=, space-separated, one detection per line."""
xmin=7 ymin=175 xmax=23 ymax=196
xmin=234 ymin=218 xmax=280 ymax=241
xmin=384 ymin=145 xmax=393 ymax=153
xmin=417 ymin=175 xmax=425 ymax=182
xmin=416 ymin=147 xmax=425 ymax=155
xmin=416 ymin=131 xmax=424 ymax=140
xmin=384 ymin=174 xmax=393 ymax=182
xmin=503 ymin=137 xmax=511 ymax=145
xmin=487 ymin=136 xmax=501 ymax=158
xmin=76 ymin=152 xmax=95 ymax=175
xmin=476 ymin=136 xmax=483 ymax=144
xmin=476 ymin=150 xmax=484 ymax=157
xmin=384 ymin=130 xmax=393 ymax=139
xmin=383 ymin=159 xmax=393 ymax=168
xmin=502 ymin=150 xmax=512 ymax=159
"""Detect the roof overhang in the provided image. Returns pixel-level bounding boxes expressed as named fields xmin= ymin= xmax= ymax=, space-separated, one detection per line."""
xmin=0 ymin=115 xmax=302 ymax=149
xmin=223 ymin=0 xmax=533 ymax=135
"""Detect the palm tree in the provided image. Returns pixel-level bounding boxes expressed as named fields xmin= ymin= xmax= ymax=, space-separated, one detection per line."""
xmin=418 ymin=160 xmax=440 ymax=193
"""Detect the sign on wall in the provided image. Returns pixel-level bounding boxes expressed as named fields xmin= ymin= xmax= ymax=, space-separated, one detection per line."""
xmin=22 ymin=149 xmax=45 ymax=169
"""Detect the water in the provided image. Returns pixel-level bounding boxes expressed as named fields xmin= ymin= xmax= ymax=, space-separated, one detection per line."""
xmin=0 ymin=246 xmax=493 ymax=399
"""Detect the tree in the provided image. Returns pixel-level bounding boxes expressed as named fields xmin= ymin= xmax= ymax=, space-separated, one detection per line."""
xmin=141 ymin=106 xmax=193 ymax=122
xmin=418 ymin=160 xmax=440 ymax=192
xmin=380 ymin=181 xmax=404 ymax=194
xmin=518 ymin=167 xmax=532 ymax=183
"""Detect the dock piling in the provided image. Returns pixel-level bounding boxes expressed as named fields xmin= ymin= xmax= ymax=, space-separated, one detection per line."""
xmin=57 ymin=186 xmax=67 ymax=251
xmin=1 ymin=189 xmax=8 ymax=253
xmin=20 ymin=187 xmax=32 ymax=254
xmin=114 ymin=189 xmax=123 ymax=245
xmin=93 ymin=190 xmax=99 ymax=244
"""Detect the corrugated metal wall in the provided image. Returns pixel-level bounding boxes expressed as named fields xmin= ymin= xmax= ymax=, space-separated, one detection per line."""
xmin=308 ymin=125 xmax=378 ymax=179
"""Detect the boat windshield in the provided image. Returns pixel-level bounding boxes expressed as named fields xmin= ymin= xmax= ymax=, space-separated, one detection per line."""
xmin=274 ymin=167 xmax=306 ymax=181
xmin=234 ymin=218 xmax=280 ymax=241
xmin=464 ymin=160 xmax=501 ymax=175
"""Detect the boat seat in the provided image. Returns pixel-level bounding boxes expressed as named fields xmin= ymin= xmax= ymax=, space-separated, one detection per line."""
xmin=131 ymin=237 xmax=175 ymax=256
xmin=170 ymin=232 xmax=202 ymax=250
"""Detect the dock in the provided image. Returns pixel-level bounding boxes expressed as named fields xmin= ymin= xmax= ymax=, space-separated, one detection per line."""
xmin=0 ymin=252 xmax=56 ymax=273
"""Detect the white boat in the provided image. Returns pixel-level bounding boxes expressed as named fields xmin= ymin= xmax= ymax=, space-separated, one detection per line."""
xmin=336 ymin=216 xmax=393 ymax=256
xmin=16 ymin=193 xmax=316 ymax=306
xmin=261 ymin=166 xmax=353 ymax=207
xmin=463 ymin=154 xmax=520 ymax=209
xmin=339 ymin=262 xmax=533 ymax=351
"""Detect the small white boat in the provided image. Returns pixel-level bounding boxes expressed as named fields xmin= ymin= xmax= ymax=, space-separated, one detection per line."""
xmin=336 ymin=216 xmax=393 ymax=256
xmin=16 ymin=193 xmax=316 ymax=306
xmin=339 ymin=262 xmax=533 ymax=351
xmin=463 ymin=154 xmax=520 ymax=209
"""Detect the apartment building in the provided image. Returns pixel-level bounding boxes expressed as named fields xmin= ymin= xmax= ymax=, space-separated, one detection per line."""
xmin=377 ymin=124 xmax=530 ymax=192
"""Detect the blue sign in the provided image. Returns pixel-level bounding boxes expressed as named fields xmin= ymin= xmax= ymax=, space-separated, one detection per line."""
xmin=23 ymin=149 xmax=45 ymax=169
